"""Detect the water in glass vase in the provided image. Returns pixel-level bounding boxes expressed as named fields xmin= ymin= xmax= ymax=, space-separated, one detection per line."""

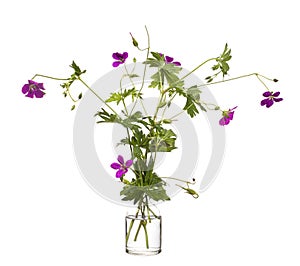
xmin=125 ymin=213 xmax=162 ymax=255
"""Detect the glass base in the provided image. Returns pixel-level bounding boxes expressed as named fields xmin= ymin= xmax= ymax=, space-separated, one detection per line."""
xmin=126 ymin=247 xmax=161 ymax=256
xmin=125 ymin=213 xmax=162 ymax=256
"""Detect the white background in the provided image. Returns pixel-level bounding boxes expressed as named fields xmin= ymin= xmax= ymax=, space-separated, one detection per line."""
xmin=1 ymin=0 xmax=299 ymax=265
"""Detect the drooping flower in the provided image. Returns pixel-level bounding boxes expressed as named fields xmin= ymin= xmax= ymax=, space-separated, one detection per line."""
xmin=219 ymin=106 xmax=238 ymax=126
xmin=112 ymin=52 xmax=128 ymax=67
xmin=22 ymin=80 xmax=45 ymax=98
xmin=260 ymin=91 xmax=283 ymax=108
xmin=165 ymin=55 xmax=181 ymax=66
xmin=110 ymin=155 xmax=133 ymax=178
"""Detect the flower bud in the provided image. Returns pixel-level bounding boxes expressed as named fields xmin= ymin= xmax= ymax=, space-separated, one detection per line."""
xmin=130 ymin=32 xmax=139 ymax=47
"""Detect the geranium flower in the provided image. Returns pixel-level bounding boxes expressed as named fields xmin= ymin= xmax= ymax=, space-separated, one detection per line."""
xmin=112 ymin=52 xmax=128 ymax=67
xmin=22 ymin=80 xmax=45 ymax=98
xmin=165 ymin=55 xmax=181 ymax=66
xmin=260 ymin=91 xmax=283 ymax=108
xmin=159 ymin=53 xmax=181 ymax=66
xmin=110 ymin=155 xmax=133 ymax=178
xmin=219 ymin=106 xmax=237 ymax=126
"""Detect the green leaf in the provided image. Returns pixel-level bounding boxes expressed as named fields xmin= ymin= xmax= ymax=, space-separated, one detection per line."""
xmin=186 ymin=85 xmax=201 ymax=101
xmin=150 ymin=128 xmax=177 ymax=152
xmin=106 ymin=92 xmax=122 ymax=104
xmin=69 ymin=61 xmax=86 ymax=77
xmin=183 ymin=96 xmax=199 ymax=118
xmin=145 ymin=183 xmax=170 ymax=201
xmin=151 ymin=51 xmax=164 ymax=60
xmin=95 ymin=108 xmax=118 ymax=123
xmin=133 ymin=146 xmax=143 ymax=159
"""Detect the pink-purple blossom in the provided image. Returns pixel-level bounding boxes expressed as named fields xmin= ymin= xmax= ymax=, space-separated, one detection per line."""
xmin=110 ymin=155 xmax=133 ymax=178
xmin=159 ymin=53 xmax=181 ymax=66
xmin=165 ymin=55 xmax=181 ymax=66
xmin=260 ymin=91 xmax=283 ymax=108
xmin=219 ymin=106 xmax=237 ymax=126
xmin=112 ymin=52 xmax=128 ymax=67
xmin=22 ymin=80 xmax=45 ymax=98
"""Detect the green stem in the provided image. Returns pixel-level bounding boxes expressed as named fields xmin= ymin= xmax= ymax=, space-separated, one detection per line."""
xmin=134 ymin=221 xmax=143 ymax=241
xmin=126 ymin=206 xmax=141 ymax=245
xmin=129 ymin=25 xmax=150 ymax=116
xmin=197 ymin=72 xmax=272 ymax=89
xmin=78 ymin=77 xmax=119 ymax=116
xmin=31 ymin=74 xmax=80 ymax=103
xmin=31 ymin=74 xmax=70 ymax=81
xmin=124 ymin=64 xmax=136 ymax=90
xmin=161 ymin=176 xmax=196 ymax=184
xmin=147 ymin=205 xmax=159 ymax=219
xmin=142 ymin=222 xmax=149 ymax=249
xmin=179 ymin=57 xmax=217 ymax=82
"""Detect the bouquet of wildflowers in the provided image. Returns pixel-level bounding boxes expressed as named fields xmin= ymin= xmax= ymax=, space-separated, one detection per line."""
xmin=22 ymin=26 xmax=283 ymax=251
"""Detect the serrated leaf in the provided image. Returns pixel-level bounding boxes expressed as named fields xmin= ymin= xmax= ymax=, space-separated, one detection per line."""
xmin=183 ymin=96 xmax=199 ymax=118
xmin=106 ymin=92 xmax=122 ymax=104
xmin=151 ymin=51 xmax=163 ymax=60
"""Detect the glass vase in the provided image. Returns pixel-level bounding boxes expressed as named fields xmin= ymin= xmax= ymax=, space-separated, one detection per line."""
xmin=125 ymin=208 xmax=162 ymax=255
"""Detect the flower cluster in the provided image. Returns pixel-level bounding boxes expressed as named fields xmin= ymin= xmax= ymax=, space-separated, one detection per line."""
xmin=21 ymin=29 xmax=284 ymax=254
xmin=20 ymin=28 xmax=283 ymax=202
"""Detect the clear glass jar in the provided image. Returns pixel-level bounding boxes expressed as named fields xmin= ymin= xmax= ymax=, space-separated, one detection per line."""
xmin=125 ymin=207 xmax=162 ymax=255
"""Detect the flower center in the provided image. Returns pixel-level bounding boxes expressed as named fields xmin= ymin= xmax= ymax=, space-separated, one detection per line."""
xmin=29 ymin=84 xmax=37 ymax=91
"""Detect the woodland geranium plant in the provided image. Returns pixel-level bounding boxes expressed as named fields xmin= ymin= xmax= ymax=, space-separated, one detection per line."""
xmin=22 ymin=26 xmax=282 ymax=249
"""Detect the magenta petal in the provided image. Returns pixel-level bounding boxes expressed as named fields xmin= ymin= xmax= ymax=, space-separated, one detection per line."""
xmin=111 ymin=163 xmax=121 ymax=169
xmin=122 ymin=52 xmax=128 ymax=59
xmin=112 ymin=61 xmax=121 ymax=67
xmin=26 ymin=90 xmax=34 ymax=98
xmin=219 ymin=117 xmax=227 ymax=126
xmin=22 ymin=84 xmax=29 ymax=94
xmin=116 ymin=169 xmax=124 ymax=178
xmin=165 ymin=56 xmax=173 ymax=63
xmin=266 ymin=99 xmax=274 ymax=108
xmin=274 ymin=97 xmax=283 ymax=102
xmin=117 ymin=155 xmax=124 ymax=165
xmin=38 ymin=83 xmax=45 ymax=90
xmin=263 ymin=91 xmax=272 ymax=97
xmin=228 ymin=111 xmax=234 ymax=120
xmin=272 ymin=91 xmax=280 ymax=97
xmin=28 ymin=80 xmax=37 ymax=85
xmin=34 ymin=90 xmax=45 ymax=98
xmin=261 ymin=99 xmax=268 ymax=106
xmin=125 ymin=160 xmax=133 ymax=167
xmin=112 ymin=53 xmax=121 ymax=60
xmin=173 ymin=61 xmax=181 ymax=66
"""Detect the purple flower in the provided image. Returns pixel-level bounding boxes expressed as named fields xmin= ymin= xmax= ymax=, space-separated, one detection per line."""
xmin=112 ymin=52 xmax=128 ymax=67
xmin=260 ymin=91 xmax=283 ymax=108
xmin=22 ymin=80 xmax=45 ymax=98
xmin=159 ymin=53 xmax=181 ymax=66
xmin=165 ymin=55 xmax=181 ymax=66
xmin=110 ymin=155 xmax=133 ymax=178
xmin=219 ymin=106 xmax=237 ymax=126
